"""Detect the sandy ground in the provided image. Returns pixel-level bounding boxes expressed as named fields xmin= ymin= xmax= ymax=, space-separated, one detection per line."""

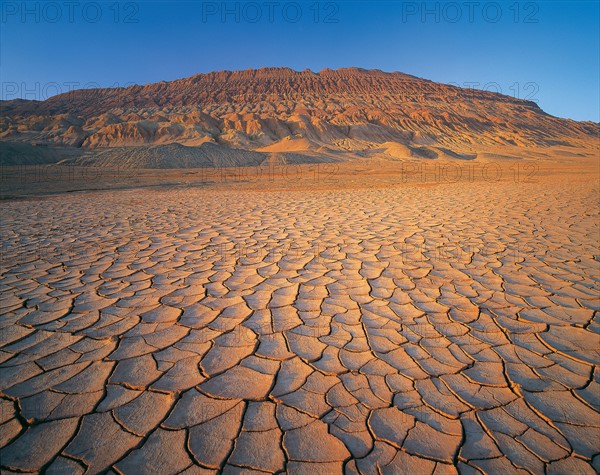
xmin=0 ymin=155 xmax=597 ymax=198
xmin=0 ymin=156 xmax=599 ymax=474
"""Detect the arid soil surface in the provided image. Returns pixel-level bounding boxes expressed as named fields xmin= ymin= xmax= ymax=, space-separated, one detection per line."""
xmin=0 ymin=157 xmax=599 ymax=474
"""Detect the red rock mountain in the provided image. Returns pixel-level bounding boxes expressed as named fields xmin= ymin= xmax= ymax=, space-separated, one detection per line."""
xmin=1 ymin=67 xmax=597 ymax=161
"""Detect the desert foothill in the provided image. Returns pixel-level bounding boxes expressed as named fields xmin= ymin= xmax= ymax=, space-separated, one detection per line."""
xmin=1 ymin=3 xmax=599 ymax=475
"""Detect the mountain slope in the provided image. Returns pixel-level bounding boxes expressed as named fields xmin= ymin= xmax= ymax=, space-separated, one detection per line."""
xmin=1 ymin=67 xmax=597 ymax=160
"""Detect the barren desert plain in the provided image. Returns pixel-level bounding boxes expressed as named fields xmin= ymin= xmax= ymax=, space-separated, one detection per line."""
xmin=0 ymin=68 xmax=599 ymax=474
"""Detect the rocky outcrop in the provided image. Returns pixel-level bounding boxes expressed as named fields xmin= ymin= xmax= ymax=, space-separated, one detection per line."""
xmin=1 ymin=67 xmax=597 ymax=153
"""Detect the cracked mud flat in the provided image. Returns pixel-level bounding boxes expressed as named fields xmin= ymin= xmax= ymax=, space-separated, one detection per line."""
xmin=0 ymin=168 xmax=599 ymax=474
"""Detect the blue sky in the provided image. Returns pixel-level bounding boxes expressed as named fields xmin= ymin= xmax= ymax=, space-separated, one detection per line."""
xmin=2 ymin=1 xmax=599 ymax=121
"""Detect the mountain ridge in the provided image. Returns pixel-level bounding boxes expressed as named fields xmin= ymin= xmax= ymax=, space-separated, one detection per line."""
xmin=1 ymin=67 xmax=597 ymax=159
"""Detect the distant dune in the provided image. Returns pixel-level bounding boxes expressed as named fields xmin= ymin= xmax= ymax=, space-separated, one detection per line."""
xmin=1 ymin=67 xmax=597 ymax=168
xmin=0 ymin=141 xmax=84 ymax=166
xmin=62 ymin=142 xmax=338 ymax=169
xmin=256 ymin=135 xmax=317 ymax=153
xmin=0 ymin=141 xmax=339 ymax=169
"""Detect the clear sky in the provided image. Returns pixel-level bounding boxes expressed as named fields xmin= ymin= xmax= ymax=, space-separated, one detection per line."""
xmin=1 ymin=0 xmax=598 ymax=121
